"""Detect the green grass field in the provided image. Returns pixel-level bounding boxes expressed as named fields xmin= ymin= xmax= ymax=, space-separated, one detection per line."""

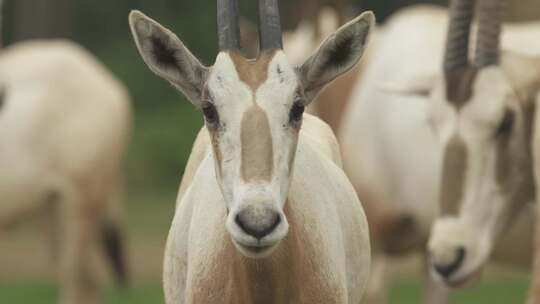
xmin=0 ymin=276 xmax=529 ymax=304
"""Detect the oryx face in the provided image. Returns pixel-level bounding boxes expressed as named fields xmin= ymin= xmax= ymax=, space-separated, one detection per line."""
xmin=203 ymin=50 xmax=302 ymax=257
xmin=427 ymin=66 xmax=534 ymax=287
xmin=427 ymin=0 xmax=536 ymax=287
xmin=129 ymin=0 xmax=374 ymax=258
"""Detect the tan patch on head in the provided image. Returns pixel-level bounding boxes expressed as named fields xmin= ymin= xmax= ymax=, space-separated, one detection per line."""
xmin=241 ymin=105 xmax=273 ymax=182
xmin=440 ymin=135 xmax=468 ymax=215
xmin=445 ymin=67 xmax=478 ymax=109
xmin=229 ymin=50 xmax=277 ymax=90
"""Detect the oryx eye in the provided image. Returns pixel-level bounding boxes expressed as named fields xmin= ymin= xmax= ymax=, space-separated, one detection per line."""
xmin=496 ymin=110 xmax=514 ymax=137
xmin=202 ymin=103 xmax=219 ymax=127
xmin=289 ymin=99 xmax=305 ymax=125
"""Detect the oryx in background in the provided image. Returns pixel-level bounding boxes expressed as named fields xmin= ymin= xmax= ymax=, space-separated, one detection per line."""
xmin=0 ymin=40 xmax=131 ymax=304
xmin=340 ymin=2 xmax=540 ymax=303
xmin=424 ymin=1 xmax=540 ymax=303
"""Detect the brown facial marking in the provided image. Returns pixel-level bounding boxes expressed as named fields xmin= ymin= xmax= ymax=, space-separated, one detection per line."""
xmin=207 ymin=51 xmax=278 ymax=179
xmin=210 ymin=130 xmax=224 ymax=177
xmin=229 ymin=50 xmax=277 ymax=91
xmin=241 ymin=105 xmax=274 ymax=182
xmin=445 ymin=67 xmax=478 ymax=109
xmin=440 ymin=135 xmax=468 ymax=215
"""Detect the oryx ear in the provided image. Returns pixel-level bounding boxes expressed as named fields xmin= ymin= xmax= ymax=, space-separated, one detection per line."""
xmin=297 ymin=11 xmax=374 ymax=103
xmin=129 ymin=10 xmax=208 ymax=106
xmin=379 ymin=74 xmax=437 ymax=97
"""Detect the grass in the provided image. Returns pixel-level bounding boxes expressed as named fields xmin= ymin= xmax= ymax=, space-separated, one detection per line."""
xmin=389 ymin=276 xmax=529 ymax=304
xmin=0 ymin=281 xmax=164 ymax=304
xmin=0 ymin=276 xmax=528 ymax=304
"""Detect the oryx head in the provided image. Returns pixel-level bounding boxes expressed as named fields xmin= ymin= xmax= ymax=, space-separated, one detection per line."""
xmin=129 ymin=0 xmax=374 ymax=258
xmin=426 ymin=0 xmax=540 ymax=287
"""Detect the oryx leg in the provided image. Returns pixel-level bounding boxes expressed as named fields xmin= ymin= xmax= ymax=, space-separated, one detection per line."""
xmin=40 ymin=197 xmax=61 ymax=271
xmin=58 ymin=191 xmax=100 ymax=304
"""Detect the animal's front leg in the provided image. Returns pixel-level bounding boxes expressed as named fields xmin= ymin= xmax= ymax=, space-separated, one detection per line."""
xmin=41 ymin=201 xmax=61 ymax=270
xmin=58 ymin=202 xmax=99 ymax=304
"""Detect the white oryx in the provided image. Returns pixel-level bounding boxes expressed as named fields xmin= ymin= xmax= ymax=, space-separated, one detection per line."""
xmin=129 ymin=0 xmax=373 ymax=302
xmin=340 ymin=3 xmax=540 ymax=304
xmin=0 ymin=40 xmax=131 ymax=304
xmin=422 ymin=0 xmax=540 ymax=302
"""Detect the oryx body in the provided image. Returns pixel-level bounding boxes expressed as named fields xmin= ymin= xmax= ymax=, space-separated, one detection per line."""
xmin=129 ymin=0 xmax=374 ymax=303
xmin=0 ymin=40 xmax=131 ymax=304
xmin=340 ymin=4 xmax=540 ymax=303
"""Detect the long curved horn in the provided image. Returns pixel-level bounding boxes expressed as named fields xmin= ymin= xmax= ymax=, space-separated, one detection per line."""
xmin=475 ymin=0 xmax=505 ymax=67
xmin=444 ymin=0 xmax=476 ymax=71
xmin=217 ymin=0 xmax=241 ymax=50
xmin=258 ymin=0 xmax=283 ymax=50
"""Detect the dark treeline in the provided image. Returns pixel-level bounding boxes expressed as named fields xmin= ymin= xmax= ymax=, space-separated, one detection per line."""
xmin=4 ymin=0 xmax=447 ymax=53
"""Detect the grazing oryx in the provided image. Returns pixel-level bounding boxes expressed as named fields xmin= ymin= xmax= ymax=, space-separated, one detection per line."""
xmin=423 ymin=0 xmax=540 ymax=299
xmin=340 ymin=3 xmax=540 ymax=304
xmin=129 ymin=0 xmax=374 ymax=302
xmin=0 ymin=40 xmax=131 ymax=304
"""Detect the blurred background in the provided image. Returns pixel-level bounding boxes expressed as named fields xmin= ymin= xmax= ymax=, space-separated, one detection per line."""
xmin=0 ymin=0 xmax=533 ymax=303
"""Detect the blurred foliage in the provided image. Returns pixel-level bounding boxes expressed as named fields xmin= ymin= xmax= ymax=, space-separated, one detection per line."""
xmin=1 ymin=0 xmax=445 ymax=197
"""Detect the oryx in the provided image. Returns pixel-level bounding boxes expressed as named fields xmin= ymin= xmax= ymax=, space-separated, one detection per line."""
xmin=424 ymin=0 xmax=540 ymax=299
xmin=340 ymin=3 xmax=540 ymax=303
xmin=0 ymin=40 xmax=131 ymax=304
xmin=129 ymin=0 xmax=374 ymax=303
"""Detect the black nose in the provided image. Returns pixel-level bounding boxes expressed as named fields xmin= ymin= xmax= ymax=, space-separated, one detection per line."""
xmin=434 ymin=247 xmax=466 ymax=279
xmin=235 ymin=206 xmax=281 ymax=240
